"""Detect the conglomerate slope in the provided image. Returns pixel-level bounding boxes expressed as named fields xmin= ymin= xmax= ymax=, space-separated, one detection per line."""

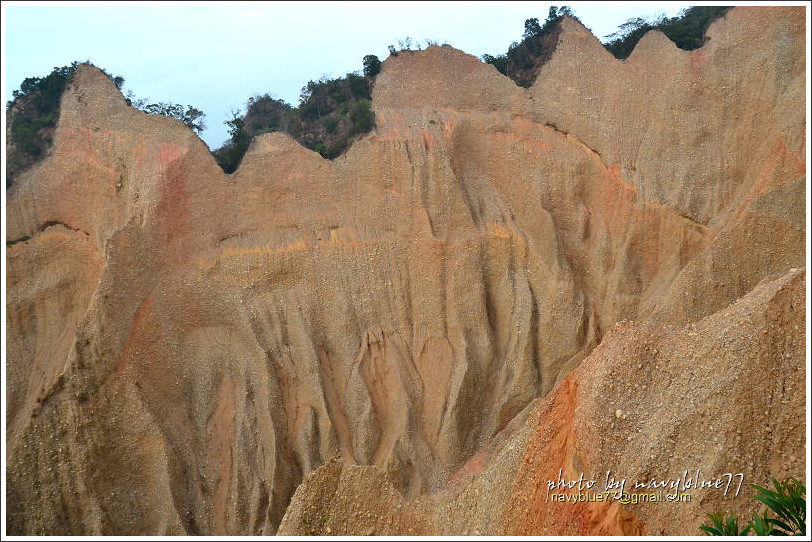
xmin=279 ymin=267 xmax=805 ymax=535
xmin=5 ymin=6 xmax=805 ymax=535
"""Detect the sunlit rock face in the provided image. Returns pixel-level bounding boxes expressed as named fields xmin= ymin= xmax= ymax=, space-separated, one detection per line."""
xmin=5 ymin=6 xmax=805 ymax=535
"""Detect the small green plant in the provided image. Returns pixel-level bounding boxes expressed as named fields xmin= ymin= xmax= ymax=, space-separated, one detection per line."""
xmin=700 ymin=477 xmax=806 ymax=536
xmin=700 ymin=512 xmax=752 ymax=536
xmin=750 ymin=478 xmax=805 ymax=536
xmin=750 ymin=509 xmax=775 ymax=536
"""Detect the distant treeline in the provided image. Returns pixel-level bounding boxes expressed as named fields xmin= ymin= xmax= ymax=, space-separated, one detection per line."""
xmin=6 ymin=6 xmax=732 ymax=183
xmin=5 ymin=61 xmax=204 ymax=188
xmin=482 ymin=5 xmax=732 ymax=87
xmin=213 ymin=54 xmax=380 ymax=173
xmin=5 ymin=62 xmax=115 ymax=186
xmin=482 ymin=6 xmax=580 ymax=88
xmin=603 ymin=6 xmax=732 ymax=59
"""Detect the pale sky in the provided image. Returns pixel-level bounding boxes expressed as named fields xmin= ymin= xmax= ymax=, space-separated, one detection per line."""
xmin=3 ymin=1 xmax=694 ymax=149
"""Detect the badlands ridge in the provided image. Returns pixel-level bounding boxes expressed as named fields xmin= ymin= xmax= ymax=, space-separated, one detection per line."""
xmin=5 ymin=6 xmax=806 ymax=535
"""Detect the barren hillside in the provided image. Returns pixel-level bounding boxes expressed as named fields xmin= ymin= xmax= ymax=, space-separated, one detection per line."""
xmin=5 ymin=6 xmax=806 ymax=536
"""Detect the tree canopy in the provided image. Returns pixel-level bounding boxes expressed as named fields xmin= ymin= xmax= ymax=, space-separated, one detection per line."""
xmin=482 ymin=5 xmax=577 ymax=87
xmin=603 ymin=6 xmax=732 ymax=59
xmin=212 ymin=53 xmax=380 ymax=173
xmin=6 ymin=61 xmax=125 ymax=187
xmin=7 ymin=6 xmax=730 ymax=184
xmin=141 ymin=102 xmax=206 ymax=134
xmin=6 ymin=61 xmax=207 ymax=189
xmin=480 ymin=5 xmax=732 ymax=88
xmin=363 ymin=55 xmax=381 ymax=78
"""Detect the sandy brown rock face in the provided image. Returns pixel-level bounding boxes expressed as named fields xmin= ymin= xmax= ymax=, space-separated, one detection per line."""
xmin=5 ymin=6 xmax=805 ymax=536
xmin=277 ymin=457 xmax=437 ymax=536
xmin=499 ymin=269 xmax=806 ymax=536
xmin=529 ymin=7 xmax=805 ymax=323
xmin=280 ymin=268 xmax=806 ymax=536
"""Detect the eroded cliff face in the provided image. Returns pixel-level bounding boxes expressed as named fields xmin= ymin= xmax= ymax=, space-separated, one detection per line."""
xmin=5 ymin=6 xmax=805 ymax=535
xmin=280 ymin=267 xmax=806 ymax=536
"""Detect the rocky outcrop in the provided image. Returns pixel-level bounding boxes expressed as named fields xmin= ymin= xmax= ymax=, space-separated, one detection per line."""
xmin=529 ymin=8 xmax=805 ymax=325
xmin=279 ymin=267 xmax=806 ymax=535
xmin=5 ymin=6 xmax=805 ymax=535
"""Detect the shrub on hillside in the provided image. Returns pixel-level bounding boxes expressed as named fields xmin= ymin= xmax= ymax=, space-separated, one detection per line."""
xmin=700 ymin=477 xmax=805 ymax=536
xmin=7 ymin=61 xmax=207 ymax=188
xmin=604 ymin=6 xmax=732 ymax=60
xmin=212 ymin=54 xmax=380 ymax=173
